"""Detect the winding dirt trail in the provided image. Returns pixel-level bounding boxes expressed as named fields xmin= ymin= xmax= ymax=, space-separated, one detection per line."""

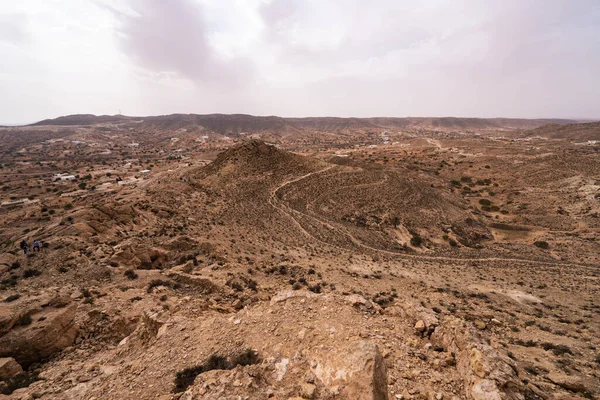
xmin=269 ymin=165 xmax=595 ymax=270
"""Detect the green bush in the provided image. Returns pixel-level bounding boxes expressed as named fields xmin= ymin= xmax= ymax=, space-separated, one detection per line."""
xmin=410 ymin=235 xmax=423 ymax=247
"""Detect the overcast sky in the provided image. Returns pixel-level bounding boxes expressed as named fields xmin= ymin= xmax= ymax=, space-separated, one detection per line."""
xmin=1 ymin=0 xmax=599 ymax=124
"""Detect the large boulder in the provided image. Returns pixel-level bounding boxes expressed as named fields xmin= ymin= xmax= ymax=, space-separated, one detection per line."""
xmin=0 ymin=303 xmax=78 ymax=367
xmin=0 ymin=358 xmax=22 ymax=380
xmin=430 ymin=316 xmax=522 ymax=400
xmin=312 ymin=341 xmax=388 ymax=400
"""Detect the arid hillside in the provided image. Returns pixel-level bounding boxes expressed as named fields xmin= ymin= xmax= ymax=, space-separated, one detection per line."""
xmin=524 ymin=121 xmax=600 ymax=141
xmin=0 ymin=131 xmax=599 ymax=400
xmin=30 ymin=113 xmax=580 ymax=134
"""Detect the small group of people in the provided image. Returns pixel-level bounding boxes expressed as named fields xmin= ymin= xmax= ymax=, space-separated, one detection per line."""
xmin=19 ymin=239 xmax=42 ymax=255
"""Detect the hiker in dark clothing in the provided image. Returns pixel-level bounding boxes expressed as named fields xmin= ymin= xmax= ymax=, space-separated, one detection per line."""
xmin=33 ymin=240 xmax=40 ymax=252
xmin=20 ymin=240 xmax=29 ymax=255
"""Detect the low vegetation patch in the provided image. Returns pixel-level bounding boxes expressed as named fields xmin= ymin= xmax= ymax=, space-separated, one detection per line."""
xmin=23 ymin=269 xmax=41 ymax=278
xmin=3 ymin=294 xmax=20 ymax=303
xmin=174 ymin=349 xmax=260 ymax=393
xmin=410 ymin=234 xmax=423 ymax=247
xmin=147 ymin=279 xmax=179 ymax=293
xmin=124 ymin=269 xmax=138 ymax=280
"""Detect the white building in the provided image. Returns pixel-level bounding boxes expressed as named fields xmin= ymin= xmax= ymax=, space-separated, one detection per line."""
xmin=53 ymin=173 xmax=76 ymax=181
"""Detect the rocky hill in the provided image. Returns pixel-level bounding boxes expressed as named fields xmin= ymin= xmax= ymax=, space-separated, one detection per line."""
xmin=0 ymin=140 xmax=598 ymax=399
xmin=29 ymin=113 xmax=579 ymax=134
xmin=524 ymin=121 xmax=600 ymax=141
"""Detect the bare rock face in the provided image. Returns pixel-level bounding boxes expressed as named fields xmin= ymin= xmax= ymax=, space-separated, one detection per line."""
xmin=0 ymin=357 xmax=22 ymax=380
xmin=312 ymin=341 xmax=388 ymax=400
xmin=0 ymin=303 xmax=78 ymax=367
xmin=430 ymin=316 xmax=522 ymax=400
xmin=547 ymin=372 xmax=589 ymax=393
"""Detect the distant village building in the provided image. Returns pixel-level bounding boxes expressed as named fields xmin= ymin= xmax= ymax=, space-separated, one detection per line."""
xmin=1 ymin=199 xmax=27 ymax=207
xmin=53 ymin=173 xmax=76 ymax=181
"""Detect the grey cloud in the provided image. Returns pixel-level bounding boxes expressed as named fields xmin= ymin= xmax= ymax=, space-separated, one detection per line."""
xmin=259 ymin=0 xmax=600 ymax=74
xmin=0 ymin=13 xmax=30 ymax=45
xmin=110 ymin=0 xmax=255 ymax=86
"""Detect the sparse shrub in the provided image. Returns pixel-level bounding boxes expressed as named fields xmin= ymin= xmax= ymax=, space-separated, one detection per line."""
xmin=246 ymin=279 xmax=258 ymax=291
xmin=479 ymin=199 xmax=492 ymax=206
xmin=64 ymin=203 xmax=73 ymax=210
xmin=538 ymin=342 xmax=572 ymax=356
xmin=410 ymin=235 xmax=423 ymax=247
xmin=130 ymin=296 xmax=143 ymax=302
xmin=124 ymin=269 xmax=138 ymax=280
xmin=534 ymin=241 xmax=549 ymax=249
xmin=23 ymin=269 xmax=41 ymax=278
xmin=58 ymin=266 xmax=68 ymax=273
xmin=4 ymin=294 xmax=20 ymax=303
xmin=524 ymin=366 xmax=539 ymax=375
xmin=174 ymin=350 xmax=260 ymax=392
xmin=147 ymin=279 xmax=173 ymax=293
xmin=308 ymin=284 xmax=322 ymax=293
xmin=9 ymin=262 xmax=20 ymax=270
xmin=231 ymin=349 xmax=260 ymax=367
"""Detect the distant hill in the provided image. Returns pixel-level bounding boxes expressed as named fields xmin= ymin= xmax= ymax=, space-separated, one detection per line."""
xmin=29 ymin=113 xmax=579 ymax=133
xmin=31 ymin=114 xmax=132 ymax=126
xmin=524 ymin=121 xmax=600 ymax=141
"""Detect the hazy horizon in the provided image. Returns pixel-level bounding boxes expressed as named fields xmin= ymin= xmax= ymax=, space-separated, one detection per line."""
xmin=1 ymin=0 xmax=599 ymax=124
xmin=1 ymin=113 xmax=598 ymax=128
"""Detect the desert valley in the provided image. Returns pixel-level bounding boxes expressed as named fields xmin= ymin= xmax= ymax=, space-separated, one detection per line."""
xmin=0 ymin=114 xmax=598 ymax=400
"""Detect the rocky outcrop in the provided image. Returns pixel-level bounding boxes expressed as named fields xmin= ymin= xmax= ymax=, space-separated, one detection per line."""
xmin=0 ymin=358 xmax=22 ymax=380
xmin=430 ymin=316 xmax=523 ymax=400
xmin=312 ymin=341 xmax=388 ymax=400
xmin=0 ymin=303 xmax=78 ymax=367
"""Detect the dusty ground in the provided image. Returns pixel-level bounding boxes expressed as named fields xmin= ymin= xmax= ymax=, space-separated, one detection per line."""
xmin=0 ymin=117 xmax=599 ymax=399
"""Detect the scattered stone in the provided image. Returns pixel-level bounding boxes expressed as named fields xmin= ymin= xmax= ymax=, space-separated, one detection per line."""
xmin=301 ymin=382 xmax=316 ymax=399
xmin=474 ymin=320 xmax=486 ymax=330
